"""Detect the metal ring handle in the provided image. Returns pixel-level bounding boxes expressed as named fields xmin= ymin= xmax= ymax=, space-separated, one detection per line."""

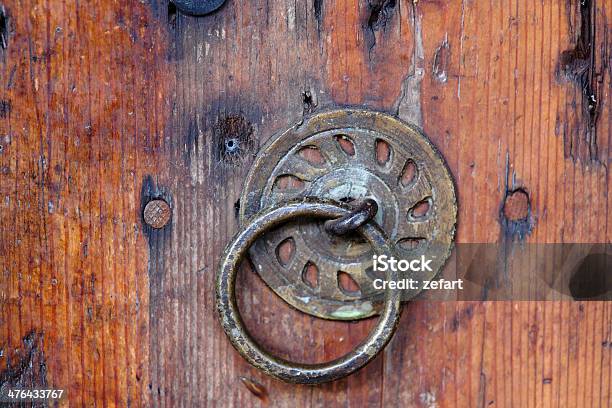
xmin=215 ymin=199 xmax=403 ymax=384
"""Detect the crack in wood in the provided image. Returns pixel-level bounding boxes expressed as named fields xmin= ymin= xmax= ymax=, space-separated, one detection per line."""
xmin=557 ymin=0 xmax=608 ymax=162
xmin=0 ymin=332 xmax=47 ymax=392
xmin=394 ymin=3 xmax=423 ymax=126
xmin=314 ymin=0 xmax=324 ymax=33
xmin=365 ymin=0 xmax=397 ymax=53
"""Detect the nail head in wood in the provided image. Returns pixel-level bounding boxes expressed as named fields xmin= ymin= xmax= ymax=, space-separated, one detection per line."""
xmin=503 ymin=189 xmax=530 ymax=221
xmin=143 ymin=199 xmax=172 ymax=229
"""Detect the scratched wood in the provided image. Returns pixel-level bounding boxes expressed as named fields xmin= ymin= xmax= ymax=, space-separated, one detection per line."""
xmin=0 ymin=0 xmax=610 ymax=407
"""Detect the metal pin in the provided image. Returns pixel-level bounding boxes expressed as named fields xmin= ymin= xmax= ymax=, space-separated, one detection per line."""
xmin=324 ymin=198 xmax=378 ymax=236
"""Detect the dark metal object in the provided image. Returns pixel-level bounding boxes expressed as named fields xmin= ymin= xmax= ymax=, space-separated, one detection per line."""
xmin=216 ymin=199 xmax=403 ymax=384
xmin=240 ymin=109 xmax=457 ymax=320
xmin=324 ymin=198 xmax=378 ymax=236
xmin=143 ymin=199 xmax=172 ymax=229
xmin=172 ymin=0 xmax=225 ymax=16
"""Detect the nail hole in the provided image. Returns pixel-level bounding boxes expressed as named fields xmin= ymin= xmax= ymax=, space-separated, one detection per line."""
xmin=375 ymin=139 xmax=392 ymax=165
xmin=400 ymin=160 xmax=418 ymax=186
xmin=302 ymin=262 xmax=319 ymax=289
xmin=337 ymin=271 xmax=361 ymax=296
xmin=274 ymin=174 xmax=305 ymax=191
xmin=569 ymin=253 xmax=612 ymax=300
xmin=275 ymin=237 xmax=296 ymax=267
xmin=297 ymin=145 xmax=326 ymax=165
xmin=335 ymin=135 xmax=355 ymax=156
xmin=224 ymin=138 xmax=240 ymax=153
xmin=215 ymin=114 xmax=255 ymax=164
xmin=409 ymin=197 xmax=432 ymax=220
xmin=397 ymin=237 xmax=426 ymax=250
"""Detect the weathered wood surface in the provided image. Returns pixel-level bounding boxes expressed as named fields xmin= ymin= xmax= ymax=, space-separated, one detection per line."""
xmin=0 ymin=0 xmax=610 ymax=407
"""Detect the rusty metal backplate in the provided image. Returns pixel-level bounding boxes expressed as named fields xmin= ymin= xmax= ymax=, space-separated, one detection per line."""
xmin=240 ymin=110 xmax=457 ymax=320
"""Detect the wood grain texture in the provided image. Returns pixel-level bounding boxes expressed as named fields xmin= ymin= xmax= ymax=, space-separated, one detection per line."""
xmin=0 ymin=0 xmax=610 ymax=407
xmin=0 ymin=0 xmax=173 ymax=406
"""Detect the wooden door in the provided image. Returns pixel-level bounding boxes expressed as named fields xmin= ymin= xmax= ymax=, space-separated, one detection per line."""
xmin=1 ymin=0 xmax=611 ymax=406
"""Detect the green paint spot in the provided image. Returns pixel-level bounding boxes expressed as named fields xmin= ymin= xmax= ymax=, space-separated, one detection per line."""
xmin=330 ymin=302 xmax=374 ymax=319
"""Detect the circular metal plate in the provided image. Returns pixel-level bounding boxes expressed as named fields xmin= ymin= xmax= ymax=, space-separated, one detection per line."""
xmin=240 ymin=110 xmax=457 ymax=320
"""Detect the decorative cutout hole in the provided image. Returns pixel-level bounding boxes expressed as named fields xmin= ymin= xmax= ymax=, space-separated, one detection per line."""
xmin=274 ymin=174 xmax=305 ymax=191
xmin=400 ymin=160 xmax=418 ymax=186
xmin=397 ymin=237 xmax=426 ymax=250
xmin=302 ymin=262 xmax=319 ymax=289
xmin=335 ymin=135 xmax=355 ymax=156
xmin=275 ymin=237 xmax=296 ymax=267
xmin=365 ymin=265 xmax=384 ymax=281
xmin=409 ymin=197 xmax=432 ymax=220
xmin=297 ymin=145 xmax=326 ymax=165
xmin=375 ymin=139 xmax=392 ymax=165
xmin=337 ymin=271 xmax=361 ymax=296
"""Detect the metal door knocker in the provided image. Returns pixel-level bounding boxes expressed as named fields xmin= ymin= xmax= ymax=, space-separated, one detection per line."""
xmin=216 ymin=109 xmax=457 ymax=384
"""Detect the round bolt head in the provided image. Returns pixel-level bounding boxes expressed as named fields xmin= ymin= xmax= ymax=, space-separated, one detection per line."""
xmin=172 ymin=0 xmax=226 ymax=16
xmin=143 ymin=199 xmax=172 ymax=229
xmin=503 ymin=189 xmax=530 ymax=221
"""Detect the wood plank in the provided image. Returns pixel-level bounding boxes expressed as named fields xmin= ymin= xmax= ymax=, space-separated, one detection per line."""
xmin=0 ymin=1 xmax=173 ymax=405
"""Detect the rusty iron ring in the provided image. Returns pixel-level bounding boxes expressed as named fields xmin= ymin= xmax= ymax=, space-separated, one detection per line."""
xmin=324 ymin=198 xmax=379 ymax=236
xmin=215 ymin=199 xmax=403 ymax=384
